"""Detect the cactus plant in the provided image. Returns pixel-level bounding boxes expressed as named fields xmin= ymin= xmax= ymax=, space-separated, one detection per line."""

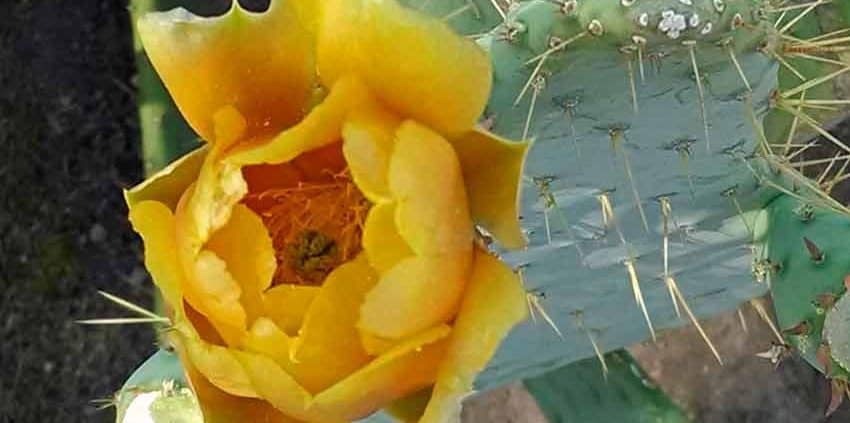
xmin=115 ymin=349 xmax=203 ymax=423
xmin=525 ymin=349 xmax=692 ymax=423
xmin=114 ymin=0 xmax=850 ymax=420
xmin=414 ymin=0 xmax=849 ymax=391
xmin=762 ymin=194 xmax=850 ymax=413
xmin=442 ymin=1 xmax=850 ymax=391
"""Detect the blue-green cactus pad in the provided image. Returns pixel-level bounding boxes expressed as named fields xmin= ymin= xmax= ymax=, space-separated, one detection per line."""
xmin=474 ymin=0 xmax=781 ymax=388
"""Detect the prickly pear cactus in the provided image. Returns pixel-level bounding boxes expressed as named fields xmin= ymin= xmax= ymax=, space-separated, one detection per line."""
xmin=464 ymin=0 xmax=776 ymax=386
xmin=525 ymin=349 xmax=692 ymax=423
xmin=115 ymin=349 xmax=203 ymax=423
xmin=415 ymin=0 xmax=850 ymax=389
xmin=761 ymin=194 xmax=850 ymax=411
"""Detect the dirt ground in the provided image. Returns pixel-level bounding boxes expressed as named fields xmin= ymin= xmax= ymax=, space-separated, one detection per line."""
xmin=1 ymin=1 xmax=848 ymax=423
xmin=630 ymin=304 xmax=849 ymax=423
xmin=0 ymin=2 xmax=153 ymax=423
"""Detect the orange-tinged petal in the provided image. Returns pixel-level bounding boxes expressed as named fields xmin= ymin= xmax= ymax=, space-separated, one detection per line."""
xmin=359 ymin=255 xmax=471 ymax=339
xmin=127 ymin=200 xmax=184 ymax=309
xmin=137 ymin=1 xmax=315 ymax=142
xmin=360 ymin=332 xmax=398 ymax=356
xmin=362 ymin=202 xmax=413 ymax=275
xmin=242 ymin=162 xmax=304 ymax=193
xmin=263 ymin=284 xmax=320 ymax=335
xmin=311 ymin=325 xmax=451 ymax=421
xmin=291 ymin=142 xmax=348 ymax=182
xmin=290 ymin=254 xmax=377 ymax=393
xmin=451 ymin=128 xmax=529 ymax=250
xmin=176 ymin=321 xmax=258 ymax=398
xmin=184 ymin=302 xmax=225 ymax=344
xmin=182 ymin=345 xmax=302 ymax=423
xmin=318 ymin=0 xmax=491 ymax=136
xmin=124 ymin=146 xmax=207 ymax=211
xmin=211 ymin=105 xmax=248 ymax=150
xmin=342 ymin=105 xmax=400 ymax=202
xmin=385 ymin=388 xmax=433 ymax=423
xmin=227 ymin=76 xmax=374 ymax=167
xmin=206 ymin=204 xmax=276 ymax=325
xmin=389 ymin=121 xmax=472 ymax=256
xmin=420 ymin=250 xmax=528 ymax=423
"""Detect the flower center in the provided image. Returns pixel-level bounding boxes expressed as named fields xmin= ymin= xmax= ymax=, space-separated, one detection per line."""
xmin=287 ymin=229 xmax=338 ymax=284
xmin=245 ymin=169 xmax=370 ymax=286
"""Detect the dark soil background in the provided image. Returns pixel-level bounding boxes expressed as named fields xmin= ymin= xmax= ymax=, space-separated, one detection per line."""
xmin=0 ymin=2 xmax=151 ymax=422
xmin=0 ymin=1 xmax=848 ymax=423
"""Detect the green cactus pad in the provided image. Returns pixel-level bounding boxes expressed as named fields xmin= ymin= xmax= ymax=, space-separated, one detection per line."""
xmin=525 ymin=349 xmax=692 ymax=423
xmin=764 ymin=194 xmax=850 ymax=380
xmin=115 ymin=349 xmax=203 ymax=423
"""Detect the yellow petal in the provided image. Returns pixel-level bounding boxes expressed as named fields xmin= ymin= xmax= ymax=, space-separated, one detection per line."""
xmin=173 ymin=107 xmax=252 ymax=261
xmin=206 ymin=204 xmax=276 ymax=325
xmin=311 ymin=325 xmax=451 ymax=421
xmin=137 ymin=1 xmax=315 ymax=142
xmin=290 ymin=255 xmax=377 ymax=393
xmin=263 ymin=284 xmax=320 ymax=335
xmin=420 ymin=250 xmax=528 ymax=423
xmin=189 ymin=250 xmax=247 ymax=337
xmin=178 ymin=257 xmax=245 ymax=347
xmin=318 ymin=0 xmax=491 ymax=136
xmin=176 ymin=321 xmax=258 ymax=398
xmin=127 ymin=200 xmax=184 ymax=309
xmin=182 ymin=347 xmax=304 ymax=423
xmin=242 ymin=317 xmax=298 ymax=373
xmin=211 ymin=105 xmax=248 ymax=150
xmin=231 ymin=350 xmax=330 ymax=422
xmin=124 ymin=146 xmax=207 ymax=211
xmin=342 ymin=105 xmax=399 ymax=202
xmin=450 ymin=129 xmax=529 ymax=249
xmin=227 ymin=76 xmax=374 ymax=167
xmin=360 ymin=332 xmax=398 ymax=356
xmin=359 ymin=255 xmax=471 ymax=339
xmin=362 ymin=202 xmax=413 ymax=275
xmin=174 ymin=146 xmax=249 ymax=338
xmin=389 ymin=121 xmax=472 ymax=256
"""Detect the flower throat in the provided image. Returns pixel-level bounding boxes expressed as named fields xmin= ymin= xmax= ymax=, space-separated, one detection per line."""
xmin=245 ymin=169 xmax=370 ymax=286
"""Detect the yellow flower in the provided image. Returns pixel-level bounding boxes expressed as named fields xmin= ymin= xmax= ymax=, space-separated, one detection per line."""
xmin=125 ymin=1 xmax=529 ymax=421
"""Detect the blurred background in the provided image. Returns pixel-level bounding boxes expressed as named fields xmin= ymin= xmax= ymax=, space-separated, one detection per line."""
xmin=0 ymin=1 xmax=848 ymax=422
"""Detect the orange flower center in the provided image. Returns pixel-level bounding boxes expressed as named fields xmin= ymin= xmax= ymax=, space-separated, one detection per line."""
xmin=244 ymin=164 xmax=370 ymax=286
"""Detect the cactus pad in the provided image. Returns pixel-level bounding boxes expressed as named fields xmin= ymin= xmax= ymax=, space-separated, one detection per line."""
xmin=763 ymin=194 xmax=850 ymax=380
